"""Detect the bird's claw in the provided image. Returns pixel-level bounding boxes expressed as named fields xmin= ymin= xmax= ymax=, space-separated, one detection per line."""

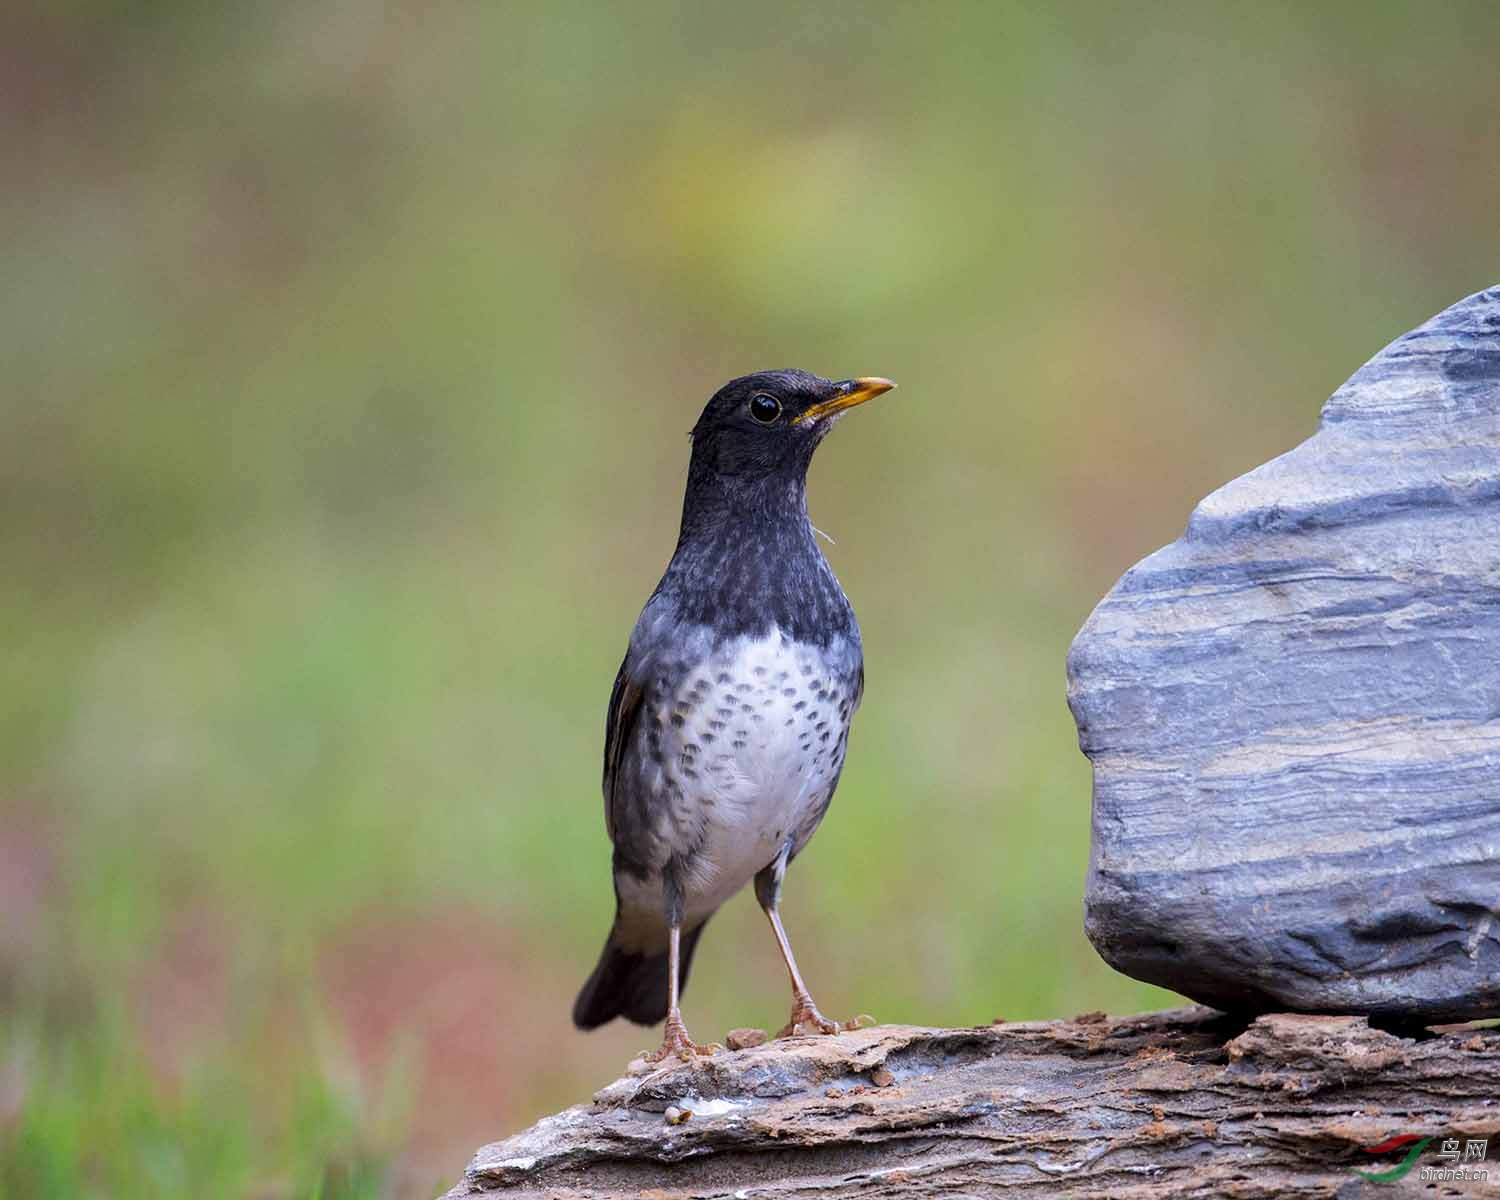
xmin=644 ymin=1018 xmax=719 ymax=1063
xmin=776 ymin=999 xmax=871 ymax=1039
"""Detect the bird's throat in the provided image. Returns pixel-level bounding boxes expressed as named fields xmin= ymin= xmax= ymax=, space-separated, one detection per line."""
xmin=663 ymin=474 xmax=854 ymax=646
xmin=676 ymin=470 xmax=812 ymax=549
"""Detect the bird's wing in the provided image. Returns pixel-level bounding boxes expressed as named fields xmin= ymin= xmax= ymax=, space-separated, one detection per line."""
xmin=602 ymin=656 xmax=645 ymax=844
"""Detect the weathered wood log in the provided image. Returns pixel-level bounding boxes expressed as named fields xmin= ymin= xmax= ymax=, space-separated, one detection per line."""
xmin=1067 ymin=285 xmax=1500 ymax=1021
xmin=442 ymin=1009 xmax=1499 ymax=1198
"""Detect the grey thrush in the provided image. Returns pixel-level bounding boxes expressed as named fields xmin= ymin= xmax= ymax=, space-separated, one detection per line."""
xmin=573 ymin=369 xmax=896 ymax=1061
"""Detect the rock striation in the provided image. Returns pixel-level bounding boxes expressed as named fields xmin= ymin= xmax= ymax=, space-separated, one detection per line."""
xmin=1067 ymin=286 xmax=1500 ymax=1022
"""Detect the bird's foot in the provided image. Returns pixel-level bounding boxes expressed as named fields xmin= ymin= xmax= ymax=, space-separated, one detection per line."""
xmin=644 ymin=1015 xmax=720 ymax=1063
xmin=776 ymin=997 xmax=873 ymax=1039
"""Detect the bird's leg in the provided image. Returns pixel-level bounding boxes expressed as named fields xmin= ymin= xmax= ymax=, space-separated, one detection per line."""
xmin=644 ymin=877 xmax=716 ymax=1063
xmin=755 ymin=851 xmax=867 ymax=1039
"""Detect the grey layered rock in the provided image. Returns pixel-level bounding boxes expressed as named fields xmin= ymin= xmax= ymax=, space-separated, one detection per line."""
xmin=1067 ymin=285 xmax=1500 ymax=1023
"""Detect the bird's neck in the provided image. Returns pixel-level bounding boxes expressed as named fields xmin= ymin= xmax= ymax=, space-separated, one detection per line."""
xmin=660 ymin=468 xmax=856 ymax=645
xmin=675 ymin=470 xmax=813 ymax=551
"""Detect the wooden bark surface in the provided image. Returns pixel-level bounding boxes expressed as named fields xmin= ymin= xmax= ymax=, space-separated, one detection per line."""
xmin=442 ymin=1007 xmax=1500 ymax=1198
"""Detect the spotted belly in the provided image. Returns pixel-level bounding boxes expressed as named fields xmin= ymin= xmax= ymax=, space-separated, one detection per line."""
xmin=618 ymin=627 xmax=858 ymax=932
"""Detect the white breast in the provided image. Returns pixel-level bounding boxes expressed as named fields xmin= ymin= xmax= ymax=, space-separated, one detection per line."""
xmin=663 ymin=629 xmax=852 ymax=922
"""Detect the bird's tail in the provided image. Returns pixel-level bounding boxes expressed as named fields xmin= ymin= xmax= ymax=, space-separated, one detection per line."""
xmin=572 ymin=920 xmax=709 ymax=1029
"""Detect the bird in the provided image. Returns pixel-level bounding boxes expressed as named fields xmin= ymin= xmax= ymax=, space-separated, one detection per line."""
xmin=572 ymin=369 xmax=896 ymax=1062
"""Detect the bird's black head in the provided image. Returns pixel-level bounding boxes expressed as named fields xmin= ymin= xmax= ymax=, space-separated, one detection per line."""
xmin=667 ymin=369 xmax=897 ymax=631
xmin=686 ymin=369 xmax=896 ymax=486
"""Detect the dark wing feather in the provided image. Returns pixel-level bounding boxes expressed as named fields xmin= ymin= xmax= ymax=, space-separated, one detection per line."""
xmin=601 ymin=656 xmax=645 ymax=843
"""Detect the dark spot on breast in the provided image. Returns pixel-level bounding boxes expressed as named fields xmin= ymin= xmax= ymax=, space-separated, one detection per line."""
xmin=669 ymin=713 xmax=685 ymax=727
xmin=716 ymin=672 xmax=732 ymax=685
xmin=782 ymin=687 xmax=797 ymax=698
xmin=819 ymin=731 xmax=831 ymax=743
xmin=709 ymin=719 xmax=726 ymax=732
xmin=702 ymin=732 xmax=716 ymax=743
xmin=793 ymin=700 xmax=806 ymax=711
xmin=753 ymin=666 xmax=767 ymax=677
xmin=733 ymin=739 xmax=747 ymax=750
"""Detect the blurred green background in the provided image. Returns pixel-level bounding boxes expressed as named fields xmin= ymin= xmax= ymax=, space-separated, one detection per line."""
xmin=4 ymin=2 xmax=1499 ymax=1196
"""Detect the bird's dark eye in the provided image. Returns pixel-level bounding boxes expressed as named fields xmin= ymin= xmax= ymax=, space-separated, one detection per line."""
xmin=749 ymin=393 xmax=782 ymax=424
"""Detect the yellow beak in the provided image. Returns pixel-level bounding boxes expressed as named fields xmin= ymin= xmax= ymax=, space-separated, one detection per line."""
xmin=793 ymin=377 xmax=897 ymax=426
